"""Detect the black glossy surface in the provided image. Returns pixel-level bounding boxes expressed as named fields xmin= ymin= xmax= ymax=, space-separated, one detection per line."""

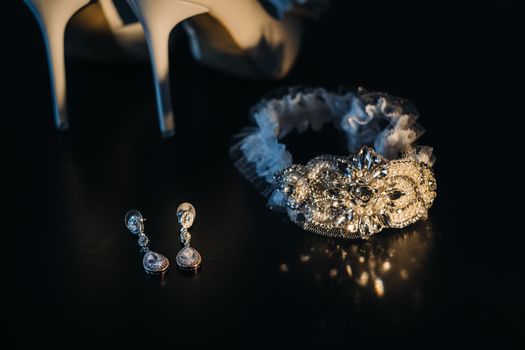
xmin=4 ymin=2 xmax=522 ymax=347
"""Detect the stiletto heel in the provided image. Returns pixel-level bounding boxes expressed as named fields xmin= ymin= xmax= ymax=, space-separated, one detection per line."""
xmin=24 ymin=0 xmax=91 ymax=130
xmin=24 ymin=0 xmax=323 ymax=136
xmin=126 ymin=0 xmax=209 ymax=137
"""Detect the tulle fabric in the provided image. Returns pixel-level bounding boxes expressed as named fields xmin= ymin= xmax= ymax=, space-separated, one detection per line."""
xmin=231 ymin=87 xmax=434 ymax=206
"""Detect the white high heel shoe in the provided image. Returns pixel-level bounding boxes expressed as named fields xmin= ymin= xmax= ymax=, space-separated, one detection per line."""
xmin=24 ymin=0 xmax=92 ymax=130
xmin=24 ymin=0 xmax=321 ymax=136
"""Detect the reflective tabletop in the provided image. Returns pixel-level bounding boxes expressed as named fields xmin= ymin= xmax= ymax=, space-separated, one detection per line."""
xmin=4 ymin=1 xmax=521 ymax=347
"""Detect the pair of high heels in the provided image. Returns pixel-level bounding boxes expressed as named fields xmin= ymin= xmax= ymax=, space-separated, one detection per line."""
xmin=25 ymin=0 xmax=324 ymax=137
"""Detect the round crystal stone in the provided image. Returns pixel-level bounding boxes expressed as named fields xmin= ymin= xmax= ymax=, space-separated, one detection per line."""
xmin=180 ymin=230 xmax=191 ymax=244
xmin=137 ymin=234 xmax=150 ymax=247
xmin=354 ymin=186 xmax=373 ymax=203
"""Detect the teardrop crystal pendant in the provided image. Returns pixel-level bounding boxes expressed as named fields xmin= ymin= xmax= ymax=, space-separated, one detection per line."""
xmin=175 ymin=202 xmax=202 ymax=272
xmin=176 ymin=246 xmax=202 ymax=271
xmin=143 ymin=251 xmax=170 ymax=275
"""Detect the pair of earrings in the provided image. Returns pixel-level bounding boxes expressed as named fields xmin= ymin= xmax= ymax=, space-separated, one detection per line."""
xmin=124 ymin=203 xmax=202 ymax=275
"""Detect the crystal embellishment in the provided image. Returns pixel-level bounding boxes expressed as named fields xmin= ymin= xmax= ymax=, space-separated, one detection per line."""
xmin=125 ymin=210 xmax=143 ymax=235
xmin=274 ymin=146 xmax=436 ymax=239
xmin=137 ymin=234 xmax=150 ymax=247
xmin=176 ymin=247 xmax=202 ymax=270
xmin=177 ymin=203 xmax=196 ymax=229
xmin=126 ymin=216 xmax=141 ymax=234
xmin=143 ymin=251 xmax=169 ymax=274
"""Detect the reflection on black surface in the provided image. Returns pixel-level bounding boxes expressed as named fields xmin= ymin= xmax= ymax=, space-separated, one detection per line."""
xmin=145 ymin=269 xmax=169 ymax=284
xmin=279 ymin=220 xmax=434 ymax=303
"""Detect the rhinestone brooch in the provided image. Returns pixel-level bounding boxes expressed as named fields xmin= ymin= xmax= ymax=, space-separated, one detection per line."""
xmin=274 ymin=146 xmax=436 ymax=239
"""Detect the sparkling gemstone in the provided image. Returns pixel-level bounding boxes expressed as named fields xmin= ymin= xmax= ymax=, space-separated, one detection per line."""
xmin=180 ymin=212 xmax=194 ymax=228
xmin=125 ymin=210 xmax=144 ymax=235
xmin=142 ymin=251 xmax=169 ymax=274
xmin=355 ymin=186 xmax=373 ymax=203
xmin=346 ymin=208 xmax=354 ymax=222
xmin=388 ymin=190 xmax=404 ymax=200
xmin=351 ymin=155 xmax=363 ymax=170
xmin=337 ymin=160 xmax=353 ymax=178
xmin=324 ymin=187 xmax=345 ymax=199
xmin=127 ymin=216 xmax=141 ymax=235
xmin=370 ymin=215 xmax=385 ymax=232
xmin=372 ymin=165 xmax=388 ymax=179
xmin=359 ymin=217 xmax=373 ymax=238
xmin=358 ymin=215 xmax=385 ymax=238
xmin=180 ymin=230 xmax=191 ymax=243
xmin=177 ymin=203 xmax=196 ymax=229
xmin=353 ymin=146 xmax=376 ymax=170
xmin=355 ymin=146 xmax=385 ymax=171
xmin=363 ymin=148 xmax=374 ymax=169
xmin=346 ymin=221 xmax=358 ymax=233
xmin=137 ymin=234 xmax=150 ymax=247
xmin=335 ymin=214 xmax=346 ymax=225
xmin=176 ymin=247 xmax=202 ymax=270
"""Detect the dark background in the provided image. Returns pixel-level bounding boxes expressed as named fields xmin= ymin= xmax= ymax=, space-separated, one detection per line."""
xmin=2 ymin=1 xmax=522 ymax=347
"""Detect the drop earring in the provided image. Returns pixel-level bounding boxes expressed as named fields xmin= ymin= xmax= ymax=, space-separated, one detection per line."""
xmin=175 ymin=203 xmax=202 ymax=271
xmin=125 ymin=210 xmax=169 ymax=275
